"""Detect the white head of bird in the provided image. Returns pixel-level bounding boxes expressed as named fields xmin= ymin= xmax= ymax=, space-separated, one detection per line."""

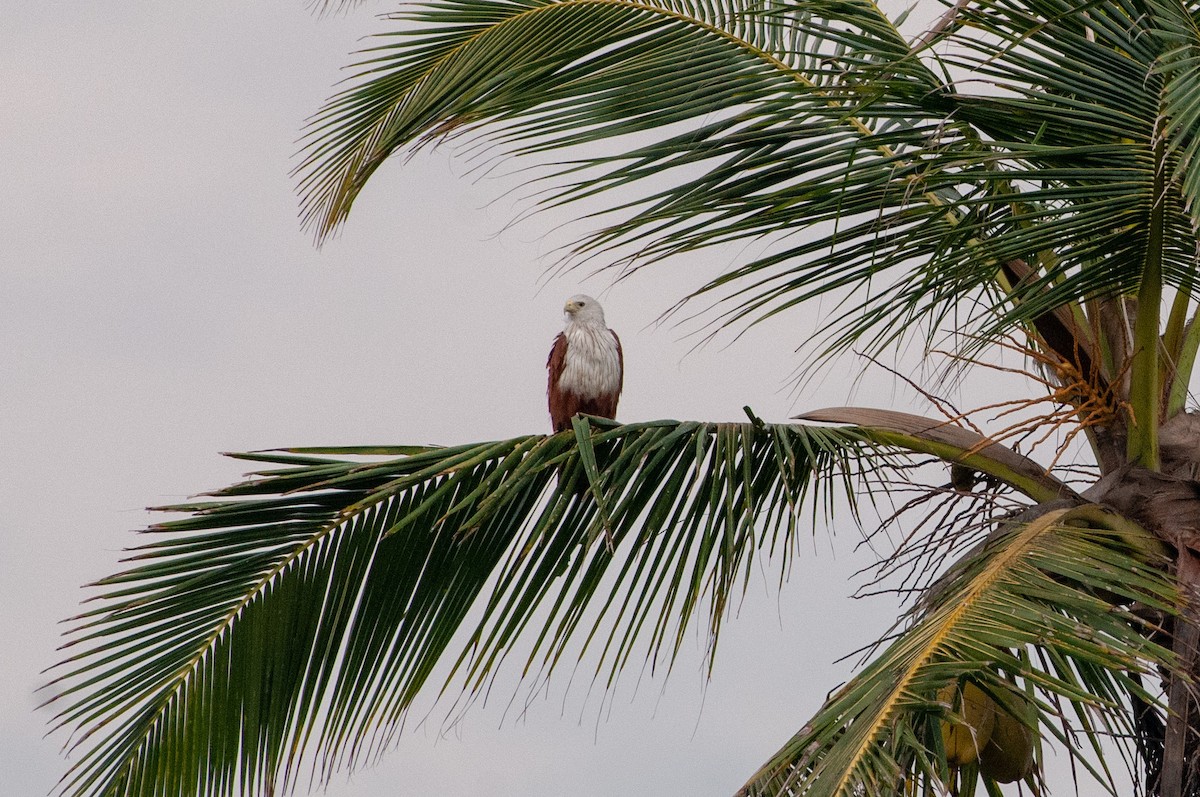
xmin=563 ymin=294 xmax=606 ymax=328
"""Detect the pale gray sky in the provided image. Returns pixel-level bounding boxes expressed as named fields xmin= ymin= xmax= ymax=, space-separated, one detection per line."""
xmin=3 ymin=3 xmax=1042 ymax=796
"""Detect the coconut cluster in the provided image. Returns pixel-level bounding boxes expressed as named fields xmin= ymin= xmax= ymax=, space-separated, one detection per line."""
xmin=939 ymin=682 xmax=1036 ymax=784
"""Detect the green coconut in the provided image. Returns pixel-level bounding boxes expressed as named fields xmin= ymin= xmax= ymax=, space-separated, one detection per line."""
xmin=939 ymin=682 xmax=996 ymax=767
xmin=978 ymin=696 xmax=1035 ymax=783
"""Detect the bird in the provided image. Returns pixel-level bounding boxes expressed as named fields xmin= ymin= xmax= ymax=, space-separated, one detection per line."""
xmin=547 ymin=294 xmax=623 ymax=433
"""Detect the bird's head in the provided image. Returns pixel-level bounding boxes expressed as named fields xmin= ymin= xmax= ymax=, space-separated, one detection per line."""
xmin=563 ymin=294 xmax=606 ymax=326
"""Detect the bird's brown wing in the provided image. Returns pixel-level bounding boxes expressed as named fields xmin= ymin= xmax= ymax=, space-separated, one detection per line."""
xmin=547 ymin=332 xmax=578 ymax=432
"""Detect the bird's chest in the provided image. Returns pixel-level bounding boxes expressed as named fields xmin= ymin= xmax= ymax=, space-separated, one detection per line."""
xmin=559 ymin=327 xmax=621 ymax=397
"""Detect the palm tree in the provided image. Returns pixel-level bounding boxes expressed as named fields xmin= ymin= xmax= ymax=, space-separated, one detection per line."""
xmin=46 ymin=0 xmax=1200 ymax=795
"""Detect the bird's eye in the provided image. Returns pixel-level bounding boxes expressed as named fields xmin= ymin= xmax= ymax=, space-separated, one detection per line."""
xmin=577 ymin=301 xmax=586 ymax=306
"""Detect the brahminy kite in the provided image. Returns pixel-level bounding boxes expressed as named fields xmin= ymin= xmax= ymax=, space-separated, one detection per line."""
xmin=547 ymin=295 xmax=623 ymax=432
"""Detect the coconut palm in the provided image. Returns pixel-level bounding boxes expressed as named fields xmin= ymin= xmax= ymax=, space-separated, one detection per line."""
xmin=47 ymin=0 xmax=1200 ymax=795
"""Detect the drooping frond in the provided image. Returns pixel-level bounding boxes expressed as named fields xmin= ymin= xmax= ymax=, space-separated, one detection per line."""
xmin=298 ymin=0 xmax=1200 ymax=369
xmin=297 ymin=0 xmax=932 ymax=237
xmin=47 ymin=419 xmax=896 ymax=797
xmin=741 ymin=505 xmax=1177 ymax=796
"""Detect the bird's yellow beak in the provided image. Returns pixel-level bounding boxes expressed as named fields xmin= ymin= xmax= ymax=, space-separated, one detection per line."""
xmin=564 ymin=299 xmax=580 ymax=314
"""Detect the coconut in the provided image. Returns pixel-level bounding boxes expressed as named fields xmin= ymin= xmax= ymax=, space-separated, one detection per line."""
xmin=978 ymin=698 xmax=1035 ymax=782
xmin=939 ymin=682 xmax=996 ymax=766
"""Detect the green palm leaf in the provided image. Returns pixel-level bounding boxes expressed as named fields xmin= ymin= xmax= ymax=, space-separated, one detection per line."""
xmin=48 ymin=419 xmax=889 ymax=797
xmin=741 ymin=504 xmax=1177 ymax=796
xmin=298 ymin=0 xmax=1200 ymax=371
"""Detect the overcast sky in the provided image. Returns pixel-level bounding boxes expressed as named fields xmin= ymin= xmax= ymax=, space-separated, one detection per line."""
xmin=3 ymin=3 xmax=1057 ymax=796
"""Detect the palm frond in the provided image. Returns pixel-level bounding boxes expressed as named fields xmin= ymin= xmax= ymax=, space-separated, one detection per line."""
xmin=741 ymin=504 xmax=1178 ymax=797
xmin=298 ymin=0 xmax=1200 ymax=374
xmin=296 ymin=0 xmax=934 ymax=235
xmin=1147 ymin=0 xmax=1200 ymax=228
xmin=47 ymin=419 xmax=895 ymax=797
xmin=798 ymin=407 xmax=1078 ymax=502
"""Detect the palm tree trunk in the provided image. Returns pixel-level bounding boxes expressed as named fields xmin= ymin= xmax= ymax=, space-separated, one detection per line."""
xmin=1084 ymin=417 xmax=1200 ymax=797
xmin=1163 ymin=550 xmax=1200 ymax=797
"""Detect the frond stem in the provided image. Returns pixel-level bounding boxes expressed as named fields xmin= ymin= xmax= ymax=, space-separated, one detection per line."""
xmin=1168 ymin=315 xmax=1200 ymax=417
xmin=1127 ymin=124 xmax=1168 ymax=469
xmin=815 ymin=508 xmax=1071 ymax=796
